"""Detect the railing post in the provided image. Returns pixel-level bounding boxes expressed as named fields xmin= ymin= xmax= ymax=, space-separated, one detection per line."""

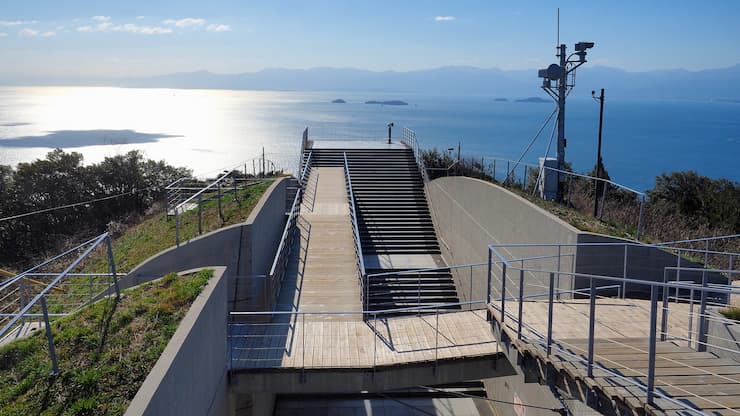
xmin=688 ymin=287 xmax=695 ymax=347
xmin=175 ymin=207 xmax=180 ymax=247
xmin=622 ymin=245 xmax=628 ymax=299
xmin=598 ymin=182 xmax=608 ymax=220
xmin=647 ymin=286 xmax=658 ymax=405
xmin=547 ymin=272 xmax=555 ymax=356
xmin=556 ymin=245 xmax=561 ymax=300
xmin=40 ymin=296 xmax=59 ymax=375
xmin=697 ymin=268 xmax=709 ymax=352
xmin=660 ymin=269 xmax=669 ymax=341
xmin=302 ymin=313 xmax=306 ymax=371
xmin=435 ymin=306 xmax=439 ymax=372
xmin=105 ymin=236 xmax=120 ymax=298
xmin=469 ymin=266 xmax=473 ymax=311
xmin=486 ymin=249 xmax=492 ymax=305
xmin=587 ymin=278 xmax=596 ymax=378
xmin=198 ymin=194 xmax=203 ymax=235
xmin=501 ymin=263 xmax=507 ymax=324
xmin=19 ymin=277 xmax=26 ymax=326
xmin=517 ymin=269 xmax=524 ymax=340
xmin=373 ymin=313 xmax=378 ymax=377
xmin=217 ymin=182 xmax=223 ymax=221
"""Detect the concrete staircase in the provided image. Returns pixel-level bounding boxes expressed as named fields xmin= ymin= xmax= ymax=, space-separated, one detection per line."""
xmin=302 ymin=147 xmax=460 ymax=312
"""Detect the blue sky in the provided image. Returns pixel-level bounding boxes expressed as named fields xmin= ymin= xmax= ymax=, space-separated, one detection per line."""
xmin=1 ymin=1 xmax=739 ymax=79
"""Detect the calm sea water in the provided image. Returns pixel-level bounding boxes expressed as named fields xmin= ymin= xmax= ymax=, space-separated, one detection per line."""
xmin=0 ymin=86 xmax=738 ymax=191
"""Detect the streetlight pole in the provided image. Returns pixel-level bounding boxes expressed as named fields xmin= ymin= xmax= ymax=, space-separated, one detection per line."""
xmin=592 ymin=88 xmax=605 ymax=218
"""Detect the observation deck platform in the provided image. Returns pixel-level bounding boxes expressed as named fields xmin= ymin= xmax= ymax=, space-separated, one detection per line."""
xmin=489 ymin=298 xmax=740 ymax=415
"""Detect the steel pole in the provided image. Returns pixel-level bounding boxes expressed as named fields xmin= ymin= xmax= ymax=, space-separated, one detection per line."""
xmin=556 ymin=43 xmax=567 ymax=202
xmin=40 ymin=297 xmax=59 ymax=375
xmin=593 ymin=88 xmax=605 ymax=217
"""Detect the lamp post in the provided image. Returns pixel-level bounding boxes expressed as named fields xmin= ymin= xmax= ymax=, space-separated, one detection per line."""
xmin=592 ymin=88 xmax=605 ymax=217
xmin=538 ymin=41 xmax=595 ymax=202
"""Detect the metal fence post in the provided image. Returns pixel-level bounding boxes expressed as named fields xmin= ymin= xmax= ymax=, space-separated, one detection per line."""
xmin=647 ymin=286 xmax=658 ymax=405
xmin=19 ymin=277 xmax=26 ymax=326
xmin=198 ymin=194 xmax=203 ymax=235
xmin=697 ymin=269 xmax=709 ymax=352
xmin=501 ymin=263 xmax=507 ymax=324
xmin=217 ymin=182 xmax=223 ymax=221
xmin=517 ymin=269 xmax=524 ymax=340
xmin=547 ymin=272 xmax=555 ymax=356
xmin=587 ymin=279 xmax=596 ymax=378
xmin=435 ymin=306 xmax=439 ymax=372
xmin=622 ymin=245 xmax=628 ymax=299
xmin=660 ymin=270 xmax=669 ymax=341
xmin=567 ymin=175 xmax=573 ymax=206
xmin=40 ymin=296 xmax=59 ymax=375
xmin=105 ymin=236 xmax=120 ymax=298
xmin=302 ymin=313 xmax=306 ymax=371
xmin=469 ymin=266 xmax=473 ymax=310
xmin=175 ymin=207 xmax=180 ymax=247
xmin=636 ymin=195 xmax=645 ymax=240
xmin=486 ymin=249 xmax=492 ymax=305
xmin=598 ymin=183 xmax=608 ymax=220
xmin=373 ymin=313 xmax=378 ymax=377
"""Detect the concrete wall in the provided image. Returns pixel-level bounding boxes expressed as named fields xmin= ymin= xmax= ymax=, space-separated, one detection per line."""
xmin=117 ymin=179 xmax=288 ymax=311
xmin=125 ymin=267 xmax=229 ymax=416
xmin=426 ymin=177 xmax=579 ymax=300
xmin=706 ymin=311 xmax=740 ymax=362
xmin=576 ymin=233 xmax=728 ymax=298
xmin=426 ymin=176 xmax=725 ymax=302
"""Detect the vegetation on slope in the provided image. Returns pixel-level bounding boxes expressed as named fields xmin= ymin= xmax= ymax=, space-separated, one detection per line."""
xmin=82 ymin=179 xmax=273 ymax=273
xmin=423 ymin=149 xmax=739 ymax=267
xmin=0 ymin=150 xmax=191 ymax=268
xmin=0 ymin=269 xmax=212 ymax=415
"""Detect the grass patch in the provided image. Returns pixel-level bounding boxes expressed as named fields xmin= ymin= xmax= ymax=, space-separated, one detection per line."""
xmin=83 ymin=180 xmax=272 ymax=273
xmin=0 ymin=269 xmax=212 ymax=415
xmin=720 ymin=307 xmax=740 ymax=321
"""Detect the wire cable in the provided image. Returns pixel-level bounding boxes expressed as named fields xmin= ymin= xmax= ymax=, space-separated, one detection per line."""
xmin=0 ymin=187 xmax=155 ymax=223
xmin=418 ymin=385 xmax=566 ymax=413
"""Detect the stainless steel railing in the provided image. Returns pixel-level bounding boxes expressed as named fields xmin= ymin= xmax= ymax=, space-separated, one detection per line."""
xmin=486 ymin=241 xmax=739 ymax=412
xmin=343 ymin=152 xmax=367 ymax=312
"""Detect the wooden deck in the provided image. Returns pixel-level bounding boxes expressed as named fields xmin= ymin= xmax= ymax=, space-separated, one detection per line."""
xmin=230 ymin=309 xmax=498 ymax=369
xmin=275 ymin=167 xmax=362 ymax=319
xmin=490 ymin=299 xmax=740 ymax=415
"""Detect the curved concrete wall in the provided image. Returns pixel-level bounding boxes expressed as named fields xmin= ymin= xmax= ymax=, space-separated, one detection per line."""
xmin=426 ymin=177 xmax=723 ymax=301
xmin=117 ymin=178 xmax=288 ymax=310
xmin=427 ymin=177 xmax=579 ymax=299
xmin=125 ymin=267 xmax=229 ymax=416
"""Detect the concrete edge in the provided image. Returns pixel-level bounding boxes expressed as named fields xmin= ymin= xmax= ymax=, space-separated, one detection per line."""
xmin=126 ymin=178 xmax=286 ymax=278
xmin=125 ymin=266 xmax=226 ymax=415
xmin=435 ymin=176 xmax=581 ymax=234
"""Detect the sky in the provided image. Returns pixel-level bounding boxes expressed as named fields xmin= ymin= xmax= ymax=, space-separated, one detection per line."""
xmin=1 ymin=1 xmax=740 ymax=80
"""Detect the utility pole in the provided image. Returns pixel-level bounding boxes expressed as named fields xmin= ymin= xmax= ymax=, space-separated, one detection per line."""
xmin=538 ymin=41 xmax=595 ymax=202
xmin=592 ymin=88 xmax=605 ymax=217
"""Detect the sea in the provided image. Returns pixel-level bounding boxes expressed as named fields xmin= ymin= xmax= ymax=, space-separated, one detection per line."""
xmin=0 ymin=86 xmax=738 ymax=192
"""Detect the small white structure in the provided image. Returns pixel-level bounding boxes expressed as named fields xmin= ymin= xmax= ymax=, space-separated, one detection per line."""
xmin=539 ymin=157 xmax=558 ymax=201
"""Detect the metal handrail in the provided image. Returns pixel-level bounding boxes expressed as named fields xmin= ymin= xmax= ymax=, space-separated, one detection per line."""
xmin=174 ymin=170 xmax=231 ymax=212
xmin=268 ymin=188 xmax=302 ymax=278
xmin=487 ymin=242 xmax=738 ymax=411
xmin=230 ymin=299 xmax=486 ymax=317
xmin=299 ymin=151 xmax=312 ymax=186
xmin=343 ymin=152 xmax=367 ymax=310
xmin=658 ymin=234 xmax=740 ymax=246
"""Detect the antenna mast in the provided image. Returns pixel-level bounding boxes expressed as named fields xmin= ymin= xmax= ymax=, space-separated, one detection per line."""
xmin=537 ymin=12 xmax=595 ymax=202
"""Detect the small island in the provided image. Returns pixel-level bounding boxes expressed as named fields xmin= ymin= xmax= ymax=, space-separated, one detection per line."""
xmin=494 ymin=98 xmax=508 ymax=102
xmin=516 ymin=97 xmax=549 ymax=103
xmin=332 ymin=99 xmax=347 ymax=103
xmin=365 ymin=100 xmax=408 ymax=106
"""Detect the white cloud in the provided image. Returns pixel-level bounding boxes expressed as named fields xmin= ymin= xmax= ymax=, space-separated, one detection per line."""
xmin=40 ymin=31 xmax=56 ymax=37
xmin=206 ymin=24 xmax=231 ymax=32
xmin=163 ymin=17 xmax=205 ymax=28
xmin=0 ymin=20 xmax=38 ymax=27
xmin=19 ymin=28 xmax=38 ymax=37
xmin=77 ymin=19 xmax=172 ymax=35
xmin=434 ymin=16 xmax=456 ymax=22
xmin=136 ymin=16 xmax=146 ymax=20
xmin=0 ymin=32 xmax=7 ymax=37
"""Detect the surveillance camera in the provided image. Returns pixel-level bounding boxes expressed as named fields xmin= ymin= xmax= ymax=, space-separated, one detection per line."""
xmin=575 ymin=42 xmax=595 ymax=52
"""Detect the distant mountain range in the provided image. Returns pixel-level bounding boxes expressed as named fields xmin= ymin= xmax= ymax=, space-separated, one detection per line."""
xmin=6 ymin=64 xmax=740 ymax=101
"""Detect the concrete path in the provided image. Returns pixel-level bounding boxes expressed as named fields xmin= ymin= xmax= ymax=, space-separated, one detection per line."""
xmin=276 ymin=167 xmax=362 ymax=319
